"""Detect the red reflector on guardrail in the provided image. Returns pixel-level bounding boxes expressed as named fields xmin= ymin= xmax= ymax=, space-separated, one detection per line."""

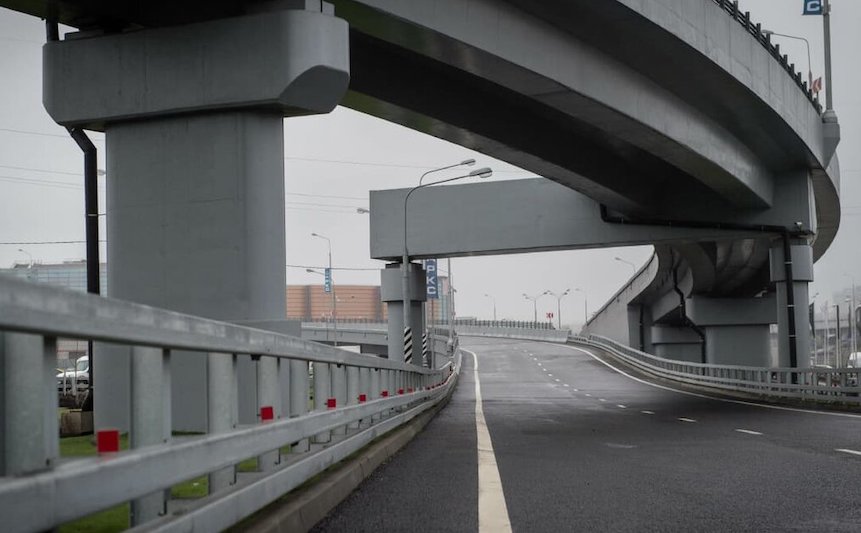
xmin=97 ymin=429 xmax=120 ymax=454
xmin=398 ymin=388 xmax=404 ymax=395
xmin=408 ymin=388 xmax=414 ymax=393
xmin=381 ymin=390 xmax=389 ymax=397
xmin=327 ymin=398 xmax=337 ymax=409
xmin=358 ymin=394 xmax=367 ymax=403
xmin=260 ymin=406 xmax=274 ymax=422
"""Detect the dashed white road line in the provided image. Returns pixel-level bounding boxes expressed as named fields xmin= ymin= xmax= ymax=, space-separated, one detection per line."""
xmin=599 ymin=398 xmax=607 ymax=402
xmin=617 ymin=404 xmax=627 ymax=409
xmin=560 ymin=344 xmax=861 ymax=419
xmin=836 ymin=448 xmax=861 ymax=457
xmin=563 ymin=384 xmax=570 ymax=387
xmin=678 ymin=417 xmax=697 ymax=423
xmin=547 ymin=373 xmax=553 ymax=377
xmin=463 ymin=349 xmax=512 ymax=533
xmin=585 ymin=393 xmax=592 ymax=397
xmin=735 ymin=429 xmax=763 ymax=436
xmin=641 ymin=410 xmax=655 ymax=415
xmin=555 ymin=378 xmax=561 ymax=382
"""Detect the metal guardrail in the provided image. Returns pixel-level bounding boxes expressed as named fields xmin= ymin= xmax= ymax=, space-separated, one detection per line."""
xmin=573 ymin=334 xmax=860 ymax=404
xmin=712 ymin=0 xmax=822 ymax=114
xmin=0 ymin=276 xmax=460 ymax=532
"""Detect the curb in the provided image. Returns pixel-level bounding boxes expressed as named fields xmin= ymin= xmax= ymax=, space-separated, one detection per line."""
xmin=233 ymin=390 xmax=454 ymax=533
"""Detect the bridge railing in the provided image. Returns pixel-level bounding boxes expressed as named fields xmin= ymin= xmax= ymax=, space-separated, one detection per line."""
xmin=0 ymin=276 xmax=459 ymax=533
xmin=713 ymin=0 xmax=822 ymax=113
xmin=573 ymin=334 xmax=860 ymax=405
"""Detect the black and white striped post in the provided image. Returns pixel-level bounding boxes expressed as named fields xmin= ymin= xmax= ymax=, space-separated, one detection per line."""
xmin=421 ymin=332 xmax=429 ymax=367
xmin=403 ymin=327 xmax=413 ymax=364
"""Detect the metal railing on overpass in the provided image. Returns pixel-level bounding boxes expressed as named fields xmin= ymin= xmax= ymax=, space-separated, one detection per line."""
xmin=574 ymin=334 xmax=860 ymax=405
xmin=713 ymin=0 xmax=822 ymax=114
xmin=0 ymin=276 xmax=460 ymax=533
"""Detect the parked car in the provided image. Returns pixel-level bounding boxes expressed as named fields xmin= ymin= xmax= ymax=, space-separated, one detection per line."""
xmin=57 ymin=355 xmax=89 ymax=394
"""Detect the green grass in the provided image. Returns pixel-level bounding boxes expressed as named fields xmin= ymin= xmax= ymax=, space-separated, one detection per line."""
xmin=57 ymin=433 xmax=295 ymax=530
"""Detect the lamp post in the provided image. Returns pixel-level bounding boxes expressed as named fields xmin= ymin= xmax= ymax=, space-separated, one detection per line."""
xmin=844 ymin=274 xmax=856 ymax=358
xmin=403 ymin=167 xmax=492 ymax=362
xmin=834 ymin=304 xmax=841 ymax=367
xmin=311 ymin=231 xmax=338 ymax=347
xmin=574 ymin=288 xmax=589 ymax=325
xmin=823 ymin=0 xmax=834 ymax=113
xmin=17 ymin=248 xmax=33 ymax=268
xmin=763 ymin=30 xmax=813 ymax=87
xmin=810 ymin=292 xmax=819 ymax=365
xmin=614 ymin=256 xmax=636 ymax=274
xmin=418 ymin=158 xmax=475 ymax=185
xmin=306 ymin=267 xmax=336 ymax=345
xmin=484 ymin=293 xmax=497 ymax=322
xmin=547 ymin=289 xmax=571 ymax=330
xmin=522 ymin=291 xmax=549 ymax=325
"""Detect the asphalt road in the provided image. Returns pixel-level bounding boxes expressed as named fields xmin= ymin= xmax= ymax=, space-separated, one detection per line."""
xmin=313 ymin=337 xmax=861 ymax=532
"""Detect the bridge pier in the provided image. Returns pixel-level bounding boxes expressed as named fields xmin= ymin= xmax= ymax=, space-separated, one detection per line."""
xmin=687 ymin=295 xmax=776 ymax=366
xmin=381 ymin=263 xmax=426 ymax=363
xmin=650 ymin=326 xmax=703 ymax=363
xmin=41 ymin=8 xmax=349 ymax=432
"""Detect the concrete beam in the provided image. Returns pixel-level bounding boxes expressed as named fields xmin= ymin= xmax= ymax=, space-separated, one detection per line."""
xmin=370 ymin=178 xmax=771 ymax=260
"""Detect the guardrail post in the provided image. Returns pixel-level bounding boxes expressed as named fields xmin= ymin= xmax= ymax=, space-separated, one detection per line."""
xmin=289 ymin=360 xmax=310 ymax=452
xmin=256 ymin=355 xmax=280 ymax=471
xmin=371 ymin=368 xmax=381 ymax=422
xmin=331 ymin=364 xmax=347 ymax=436
xmin=130 ymin=346 xmax=171 ymax=526
xmin=0 ymin=332 xmax=59 ymax=477
xmin=313 ymin=362 xmax=331 ymax=443
xmin=207 ymin=352 xmax=237 ymax=494
xmin=347 ymin=365 xmax=360 ymax=430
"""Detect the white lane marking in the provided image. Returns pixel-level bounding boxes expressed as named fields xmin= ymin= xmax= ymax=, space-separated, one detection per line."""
xmin=572 ymin=388 xmax=579 ymax=392
xmin=585 ymin=393 xmax=592 ymax=397
xmin=462 ymin=349 xmax=513 ymax=533
xmin=560 ymin=344 xmax=861 ymax=419
xmin=555 ymin=379 xmax=561 ymax=382
xmin=836 ymin=448 xmax=861 ymax=457
xmin=641 ymin=410 xmax=655 ymax=415
xmin=547 ymin=373 xmax=553 ymax=377
xmin=617 ymin=404 xmax=627 ymax=409
xmin=599 ymin=398 xmax=607 ymax=402
xmin=563 ymin=384 xmax=570 ymax=387
xmin=678 ymin=417 xmax=697 ymax=423
xmin=735 ymin=429 xmax=763 ymax=436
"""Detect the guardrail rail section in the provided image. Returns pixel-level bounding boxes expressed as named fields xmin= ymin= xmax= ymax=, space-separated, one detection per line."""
xmin=0 ymin=276 xmax=461 ymax=533
xmin=573 ymin=334 xmax=860 ymax=404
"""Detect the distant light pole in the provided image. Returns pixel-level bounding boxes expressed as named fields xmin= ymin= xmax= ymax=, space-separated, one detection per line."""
xmin=614 ymin=257 xmax=636 ymax=274
xmin=574 ymin=288 xmax=589 ymax=325
xmin=17 ymin=248 xmax=33 ymax=268
xmin=547 ymin=289 xmax=571 ymax=330
xmin=483 ymin=293 xmax=497 ymax=322
xmin=763 ymin=30 xmax=812 ymax=87
xmin=418 ymin=158 xmax=475 ymax=185
xmin=523 ymin=291 xmax=550 ymax=324
xmin=823 ymin=0 xmax=835 ymax=113
xmin=844 ymin=274 xmax=856 ymax=357
xmin=311 ymin=232 xmax=338 ymax=347
xmin=403 ymin=167 xmax=492 ymax=361
xmin=834 ymin=304 xmax=842 ymax=367
xmin=811 ymin=291 xmax=820 ymax=365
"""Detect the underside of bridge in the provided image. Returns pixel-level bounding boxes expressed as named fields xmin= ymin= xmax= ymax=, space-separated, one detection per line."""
xmin=0 ymin=0 xmax=840 ymax=425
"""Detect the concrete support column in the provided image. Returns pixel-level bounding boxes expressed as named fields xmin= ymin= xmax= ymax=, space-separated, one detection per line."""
xmin=381 ymin=262 xmax=427 ymax=363
xmin=770 ymin=241 xmax=814 ymax=368
xmin=686 ymin=294 xmax=777 ymax=366
xmin=42 ymin=8 xmax=349 ymax=433
xmin=650 ymin=326 xmax=703 ymax=363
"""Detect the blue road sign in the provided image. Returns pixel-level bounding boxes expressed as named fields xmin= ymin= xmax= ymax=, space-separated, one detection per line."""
xmin=802 ymin=0 xmax=823 ymax=15
xmin=324 ymin=267 xmax=332 ymax=293
xmin=425 ymin=259 xmax=439 ymax=299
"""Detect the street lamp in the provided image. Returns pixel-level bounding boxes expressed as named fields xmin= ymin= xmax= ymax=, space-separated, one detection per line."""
xmin=17 ymin=248 xmax=33 ymax=268
xmin=614 ymin=257 xmax=636 ymax=274
xmin=763 ymin=30 xmax=813 ymax=87
xmin=403 ymin=167 xmax=492 ymax=362
xmin=418 ymin=159 xmax=476 ymax=185
xmin=844 ymin=274 xmax=856 ymax=357
xmin=483 ymin=293 xmax=497 ymax=322
xmin=547 ymin=289 xmax=571 ymax=330
xmin=311 ymin=233 xmax=338 ymax=347
xmin=522 ymin=291 xmax=550 ymax=324
xmin=574 ymin=288 xmax=589 ymax=325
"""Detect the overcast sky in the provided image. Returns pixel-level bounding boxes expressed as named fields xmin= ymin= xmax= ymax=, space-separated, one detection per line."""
xmin=0 ymin=1 xmax=859 ymax=328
